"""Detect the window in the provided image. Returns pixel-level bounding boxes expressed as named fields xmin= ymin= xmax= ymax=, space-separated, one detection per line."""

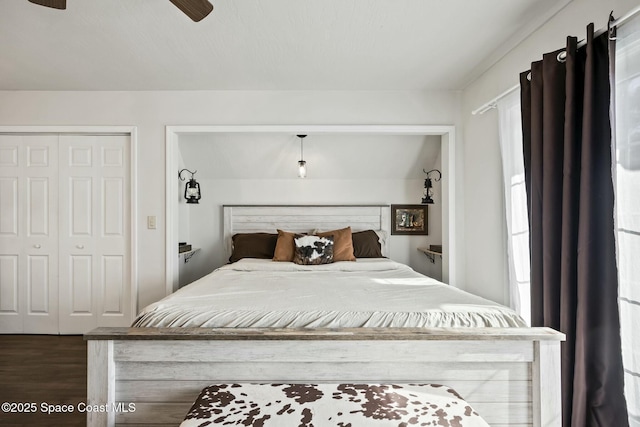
xmin=615 ymin=16 xmax=640 ymax=424
xmin=497 ymin=91 xmax=531 ymax=325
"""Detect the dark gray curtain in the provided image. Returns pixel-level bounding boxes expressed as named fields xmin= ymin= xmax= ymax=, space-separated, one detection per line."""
xmin=520 ymin=24 xmax=628 ymax=427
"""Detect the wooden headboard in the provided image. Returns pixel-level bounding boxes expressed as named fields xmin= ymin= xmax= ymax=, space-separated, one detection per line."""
xmin=223 ymin=205 xmax=390 ymax=259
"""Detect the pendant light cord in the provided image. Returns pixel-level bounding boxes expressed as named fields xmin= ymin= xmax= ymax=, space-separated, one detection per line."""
xmin=297 ymin=134 xmax=307 ymax=161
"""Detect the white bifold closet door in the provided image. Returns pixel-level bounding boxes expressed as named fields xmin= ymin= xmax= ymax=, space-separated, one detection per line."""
xmin=0 ymin=133 xmax=131 ymax=334
xmin=0 ymin=135 xmax=59 ymax=333
xmin=58 ymin=135 xmax=131 ymax=333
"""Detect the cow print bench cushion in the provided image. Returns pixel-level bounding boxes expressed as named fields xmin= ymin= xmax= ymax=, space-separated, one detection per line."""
xmin=180 ymin=383 xmax=490 ymax=427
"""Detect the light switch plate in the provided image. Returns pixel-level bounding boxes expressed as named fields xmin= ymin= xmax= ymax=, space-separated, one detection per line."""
xmin=147 ymin=215 xmax=157 ymax=229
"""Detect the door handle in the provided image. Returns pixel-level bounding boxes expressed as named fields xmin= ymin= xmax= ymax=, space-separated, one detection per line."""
xmin=34 ymin=244 xmax=41 ymax=249
xmin=76 ymin=244 xmax=84 ymax=249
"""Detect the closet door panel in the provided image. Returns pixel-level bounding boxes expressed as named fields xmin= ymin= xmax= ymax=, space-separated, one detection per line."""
xmin=103 ymin=178 xmax=124 ymax=236
xmin=28 ymin=177 xmax=50 ymax=236
xmin=27 ymin=255 xmax=50 ymax=313
xmin=70 ymin=255 xmax=93 ymax=314
xmin=59 ymin=135 xmax=130 ymax=333
xmin=0 ymin=135 xmax=58 ymax=333
xmin=0 ymin=177 xmax=20 ymax=330
xmin=102 ymin=255 xmax=124 ymax=314
xmin=0 ymin=144 xmax=18 ymax=167
xmin=59 ymin=137 xmax=97 ymax=333
xmin=97 ymin=138 xmax=130 ymax=326
xmin=69 ymin=177 xmax=93 ymax=236
xmin=23 ymin=137 xmax=59 ymax=333
xmin=0 ymin=255 xmax=19 ymax=313
xmin=0 ymin=177 xmax=18 ymax=236
xmin=1 ymin=137 xmax=25 ymax=332
xmin=0 ymin=174 xmax=20 ymax=330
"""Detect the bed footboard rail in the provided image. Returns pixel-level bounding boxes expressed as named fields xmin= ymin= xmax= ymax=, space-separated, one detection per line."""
xmin=84 ymin=327 xmax=564 ymax=427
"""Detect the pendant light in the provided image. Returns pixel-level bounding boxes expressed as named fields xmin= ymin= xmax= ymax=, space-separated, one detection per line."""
xmin=297 ymin=134 xmax=307 ymax=178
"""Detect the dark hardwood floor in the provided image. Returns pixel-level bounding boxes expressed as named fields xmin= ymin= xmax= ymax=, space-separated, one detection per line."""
xmin=0 ymin=335 xmax=87 ymax=427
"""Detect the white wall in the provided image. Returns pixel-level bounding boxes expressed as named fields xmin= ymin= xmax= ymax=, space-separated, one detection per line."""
xmin=461 ymin=0 xmax=639 ymax=304
xmin=177 ymin=149 xmax=189 ymax=242
xmin=0 ymin=90 xmax=460 ymax=310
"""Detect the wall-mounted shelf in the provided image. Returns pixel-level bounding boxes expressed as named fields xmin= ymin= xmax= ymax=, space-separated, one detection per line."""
xmin=179 ymin=247 xmax=200 ymax=263
xmin=418 ymin=247 xmax=442 ymax=263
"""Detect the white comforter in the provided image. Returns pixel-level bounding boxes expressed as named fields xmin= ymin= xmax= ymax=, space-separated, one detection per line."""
xmin=133 ymin=258 xmax=526 ymax=328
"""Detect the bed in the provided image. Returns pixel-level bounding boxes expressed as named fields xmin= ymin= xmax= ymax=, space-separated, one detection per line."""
xmin=85 ymin=205 xmax=564 ymax=427
xmin=133 ymin=258 xmax=526 ymax=329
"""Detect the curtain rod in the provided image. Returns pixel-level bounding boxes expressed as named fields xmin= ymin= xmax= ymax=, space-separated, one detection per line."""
xmin=471 ymin=5 xmax=640 ymax=116
xmin=611 ymin=4 xmax=640 ymax=28
xmin=471 ymin=84 xmax=519 ymax=115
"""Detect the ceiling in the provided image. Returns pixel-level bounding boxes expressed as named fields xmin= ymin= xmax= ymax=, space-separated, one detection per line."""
xmin=178 ymin=134 xmax=441 ymax=180
xmin=0 ymin=0 xmax=570 ymax=91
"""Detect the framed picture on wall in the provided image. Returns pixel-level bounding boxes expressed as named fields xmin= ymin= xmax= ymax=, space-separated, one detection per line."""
xmin=391 ymin=204 xmax=428 ymax=235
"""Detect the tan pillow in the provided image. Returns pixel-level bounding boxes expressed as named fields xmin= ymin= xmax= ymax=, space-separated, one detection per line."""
xmin=316 ymin=227 xmax=356 ymax=261
xmin=273 ymin=229 xmax=297 ymax=262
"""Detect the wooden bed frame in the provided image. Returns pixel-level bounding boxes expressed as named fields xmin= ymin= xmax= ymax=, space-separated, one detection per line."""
xmin=222 ymin=204 xmax=392 ymax=258
xmin=84 ymin=205 xmax=564 ymax=426
xmin=85 ymin=327 xmax=564 ymax=427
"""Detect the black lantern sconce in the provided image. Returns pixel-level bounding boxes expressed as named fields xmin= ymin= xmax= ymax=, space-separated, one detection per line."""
xmin=179 ymin=169 xmax=201 ymax=204
xmin=421 ymin=169 xmax=442 ymax=204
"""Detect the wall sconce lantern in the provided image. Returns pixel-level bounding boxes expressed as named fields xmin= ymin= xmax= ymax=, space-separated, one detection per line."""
xmin=297 ymin=134 xmax=307 ymax=178
xmin=179 ymin=169 xmax=201 ymax=204
xmin=421 ymin=169 xmax=442 ymax=204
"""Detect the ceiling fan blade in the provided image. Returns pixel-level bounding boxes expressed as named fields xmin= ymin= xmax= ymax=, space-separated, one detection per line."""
xmin=28 ymin=0 xmax=66 ymax=9
xmin=169 ymin=0 xmax=213 ymax=22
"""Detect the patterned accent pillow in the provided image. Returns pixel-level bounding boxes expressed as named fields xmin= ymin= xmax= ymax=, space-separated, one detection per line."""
xmin=293 ymin=235 xmax=334 ymax=265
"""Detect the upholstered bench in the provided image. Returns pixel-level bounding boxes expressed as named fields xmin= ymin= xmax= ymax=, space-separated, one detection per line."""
xmin=179 ymin=383 xmax=490 ymax=426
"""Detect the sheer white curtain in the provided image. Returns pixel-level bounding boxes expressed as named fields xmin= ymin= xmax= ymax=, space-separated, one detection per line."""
xmin=497 ymin=91 xmax=531 ymax=325
xmin=615 ymin=15 xmax=640 ymax=426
